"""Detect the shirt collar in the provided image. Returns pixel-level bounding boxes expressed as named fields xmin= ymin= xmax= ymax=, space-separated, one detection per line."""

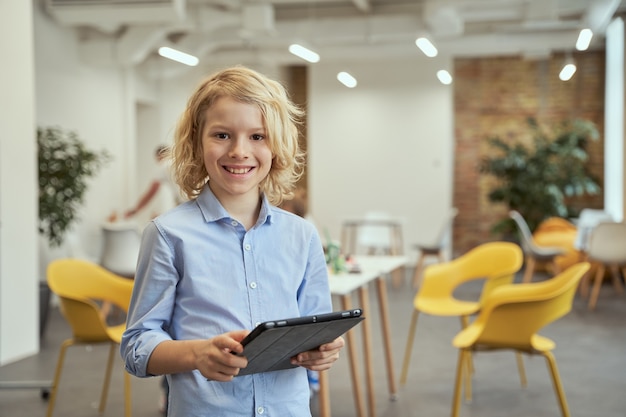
xmin=196 ymin=184 xmax=273 ymax=226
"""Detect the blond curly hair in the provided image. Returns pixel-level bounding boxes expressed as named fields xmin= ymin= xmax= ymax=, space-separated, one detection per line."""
xmin=171 ymin=66 xmax=305 ymax=206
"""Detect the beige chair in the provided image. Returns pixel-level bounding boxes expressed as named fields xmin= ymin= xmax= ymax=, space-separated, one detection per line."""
xmin=580 ymin=222 xmax=626 ymax=311
xmin=352 ymin=211 xmax=403 ymax=256
xmin=341 ymin=211 xmax=405 ymax=286
xmin=509 ymin=210 xmax=566 ymax=283
xmin=411 ymin=208 xmax=458 ymax=288
xmin=573 ymin=209 xmax=614 ymax=252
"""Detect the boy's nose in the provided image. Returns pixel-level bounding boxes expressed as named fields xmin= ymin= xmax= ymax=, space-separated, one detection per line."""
xmin=229 ymin=137 xmax=249 ymax=158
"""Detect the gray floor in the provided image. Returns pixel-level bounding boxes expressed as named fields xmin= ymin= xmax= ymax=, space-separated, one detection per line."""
xmin=1 ymin=268 xmax=625 ymax=417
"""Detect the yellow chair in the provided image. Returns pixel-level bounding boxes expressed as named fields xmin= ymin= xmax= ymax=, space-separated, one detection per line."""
xmin=450 ymin=262 xmax=591 ymax=417
xmin=46 ymin=258 xmax=134 ymax=417
xmin=400 ymin=241 xmax=523 ymax=386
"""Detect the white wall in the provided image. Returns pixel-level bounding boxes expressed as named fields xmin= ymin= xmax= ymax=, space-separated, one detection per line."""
xmin=309 ymin=59 xmax=455 ymax=261
xmin=34 ymin=5 xmax=140 ymax=260
xmin=0 ymin=1 xmax=38 ymax=365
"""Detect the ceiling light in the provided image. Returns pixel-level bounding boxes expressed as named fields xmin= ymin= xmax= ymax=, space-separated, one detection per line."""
xmin=158 ymin=47 xmax=199 ymax=66
xmin=576 ymin=28 xmax=593 ymax=51
xmin=337 ymin=71 xmax=357 ymax=88
xmin=437 ymin=70 xmax=453 ymax=85
xmin=415 ymin=37 xmax=438 ymax=57
xmin=559 ymin=56 xmax=577 ymax=81
xmin=288 ymin=44 xmax=320 ymax=63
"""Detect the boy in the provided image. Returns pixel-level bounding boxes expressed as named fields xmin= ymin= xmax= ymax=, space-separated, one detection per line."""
xmin=120 ymin=66 xmax=344 ymax=416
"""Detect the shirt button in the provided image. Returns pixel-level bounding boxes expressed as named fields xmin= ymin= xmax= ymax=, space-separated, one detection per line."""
xmin=231 ymin=220 xmax=238 ymax=226
xmin=245 ymin=244 xmax=251 ymax=251
xmin=257 ymin=407 xmax=265 ymax=414
xmin=250 ymin=282 xmax=257 ymax=289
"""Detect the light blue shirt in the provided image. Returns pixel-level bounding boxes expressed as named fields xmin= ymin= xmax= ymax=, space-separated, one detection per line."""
xmin=120 ymin=185 xmax=331 ymax=417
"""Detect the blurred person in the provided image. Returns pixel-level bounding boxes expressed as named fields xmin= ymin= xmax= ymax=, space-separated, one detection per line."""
xmin=124 ymin=145 xmax=181 ymax=225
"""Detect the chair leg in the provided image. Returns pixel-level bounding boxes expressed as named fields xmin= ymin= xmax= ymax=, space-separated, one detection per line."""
xmin=456 ymin=316 xmax=475 ymax=402
xmin=412 ymin=254 xmax=426 ymax=289
xmin=99 ymin=343 xmax=117 ymax=413
xmin=451 ymin=349 xmax=466 ymax=417
xmin=46 ymin=339 xmax=74 ymax=417
xmin=459 ymin=316 xmax=474 ymax=375
xmin=609 ymin=265 xmax=624 ymax=294
xmin=588 ymin=265 xmax=606 ymax=311
xmin=579 ymin=265 xmax=594 ymax=298
xmin=515 ymin=352 xmax=527 ymax=388
xmin=100 ymin=301 xmax=113 ymax=321
xmin=400 ymin=309 xmax=420 ymax=385
xmin=522 ymin=257 xmax=536 ymax=283
xmin=543 ymin=351 xmax=571 ymax=417
xmin=437 ymin=250 xmax=445 ymax=264
xmin=124 ymin=371 xmax=132 ymax=417
xmin=463 ymin=352 xmax=472 ymax=403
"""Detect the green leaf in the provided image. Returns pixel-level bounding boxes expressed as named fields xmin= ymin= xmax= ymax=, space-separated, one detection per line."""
xmin=38 ymin=126 xmax=111 ymax=247
xmin=479 ymin=118 xmax=600 ymax=235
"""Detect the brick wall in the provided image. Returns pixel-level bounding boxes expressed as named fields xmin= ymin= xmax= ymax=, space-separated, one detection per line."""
xmin=453 ymin=52 xmax=606 ymax=255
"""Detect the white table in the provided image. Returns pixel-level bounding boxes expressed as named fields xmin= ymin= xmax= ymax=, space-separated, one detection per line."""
xmin=318 ymin=255 xmax=407 ymax=417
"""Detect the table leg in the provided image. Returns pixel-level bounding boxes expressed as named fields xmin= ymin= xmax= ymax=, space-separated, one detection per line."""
xmin=390 ymin=265 xmax=405 ymax=289
xmin=376 ymin=275 xmax=397 ymax=400
xmin=339 ymin=295 xmax=367 ymax=417
xmin=359 ymin=285 xmax=376 ymax=417
xmin=318 ymin=370 xmax=331 ymax=417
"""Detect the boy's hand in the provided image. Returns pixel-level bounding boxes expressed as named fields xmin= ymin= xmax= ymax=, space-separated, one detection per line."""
xmin=196 ymin=330 xmax=249 ymax=381
xmin=290 ymin=336 xmax=345 ymax=371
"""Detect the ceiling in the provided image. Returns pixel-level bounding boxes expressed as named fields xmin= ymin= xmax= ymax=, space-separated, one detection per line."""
xmin=41 ymin=0 xmax=626 ymax=77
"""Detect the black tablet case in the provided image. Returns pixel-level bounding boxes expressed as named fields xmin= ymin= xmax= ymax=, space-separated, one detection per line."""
xmin=237 ymin=309 xmax=364 ymax=376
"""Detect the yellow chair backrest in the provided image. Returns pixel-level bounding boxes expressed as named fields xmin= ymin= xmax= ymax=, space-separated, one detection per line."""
xmin=417 ymin=241 xmax=523 ymax=306
xmin=47 ymin=258 xmax=134 ymax=342
xmin=54 ymin=296 xmax=114 ymax=342
xmin=459 ymin=262 xmax=590 ymax=351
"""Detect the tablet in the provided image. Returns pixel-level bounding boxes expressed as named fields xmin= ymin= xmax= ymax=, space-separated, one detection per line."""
xmin=236 ymin=309 xmax=364 ymax=376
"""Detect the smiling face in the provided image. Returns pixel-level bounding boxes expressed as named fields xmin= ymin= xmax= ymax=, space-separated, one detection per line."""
xmin=201 ymin=96 xmax=273 ymax=210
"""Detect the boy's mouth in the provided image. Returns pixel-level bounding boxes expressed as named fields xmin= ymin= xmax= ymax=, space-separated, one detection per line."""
xmin=225 ymin=166 xmax=252 ymax=174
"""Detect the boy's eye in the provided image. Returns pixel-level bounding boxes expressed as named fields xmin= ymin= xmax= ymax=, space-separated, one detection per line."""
xmin=216 ymin=133 xmax=229 ymax=139
xmin=251 ymin=134 xmax=265 ymax=141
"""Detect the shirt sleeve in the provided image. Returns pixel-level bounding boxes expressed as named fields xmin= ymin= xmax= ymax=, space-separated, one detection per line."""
xmin=120 ymin=221 xmax=178 ymax=377
xmin=297 ymin=227 xmax=333 ymax=317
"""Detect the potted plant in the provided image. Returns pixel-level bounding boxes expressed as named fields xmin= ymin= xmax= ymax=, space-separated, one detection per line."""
xmin=479 ymin=117 xmax=601 ymax=236
xmin=38 ymin=126 xmax=110 ymax=336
